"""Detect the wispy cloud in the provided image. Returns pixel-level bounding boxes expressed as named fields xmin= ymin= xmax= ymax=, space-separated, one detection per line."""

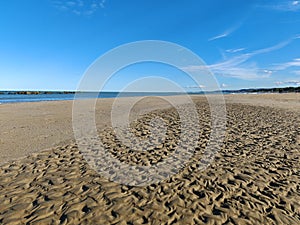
xmin=182 ymin=62 xmax=272 ymax=80
xmin=208 ymin=32 xmax=230 ymax=41
xmin=182 ymin=38 xmax=299 ymax=80
xmin=209 ymin=62 xmax=272 ymax=80
xmin=275 ymin=80 xmax=300 ymax=85
xmin=271 ymin=58 xmax=300 ymax=76
xmin=225 ymin=48 xmax=246 ymax=53
xmin=272 ymin=58 xmax=300 ymax=70
xmin=185 ymin=83 xmax=229 ymax=90
xmin=259 ymin=1 xmax=300 ymax=12
xmin=208 ymin=22 xmax=243 ymax=41
xmin=293 ymin=70 xmax=300 ymax=75
xmin=52 ymin=0 xmax=106 ymax=15
xmin=185 ymin=85 xmax=206 ymax=89
xmin=221 ymin=83 xmax=228 ymax=88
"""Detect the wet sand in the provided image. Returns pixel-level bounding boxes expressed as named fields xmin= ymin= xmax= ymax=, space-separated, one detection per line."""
xmin=0 ymin=94 xmax=299 ymax=224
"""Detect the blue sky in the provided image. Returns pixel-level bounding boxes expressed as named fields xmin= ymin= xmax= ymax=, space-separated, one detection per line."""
xmin=1 ymin=0 xmax=300 ymax=91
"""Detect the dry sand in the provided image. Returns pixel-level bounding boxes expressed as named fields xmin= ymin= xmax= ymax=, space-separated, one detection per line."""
xmin=0 ymin=93 xmax=299 ymax=224
xmin=0 ymin=97 xmax=175 ymax=164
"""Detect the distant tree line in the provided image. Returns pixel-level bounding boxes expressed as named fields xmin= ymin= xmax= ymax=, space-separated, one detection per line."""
xmin=221 ymin=86 xmax=300 ymax=94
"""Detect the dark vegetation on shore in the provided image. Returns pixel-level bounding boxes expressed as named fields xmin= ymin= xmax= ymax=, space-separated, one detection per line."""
xmin=0 ymin=91 xmax=75 ymax=95
xmin=221 ymin=86 xmax=300 ymax=94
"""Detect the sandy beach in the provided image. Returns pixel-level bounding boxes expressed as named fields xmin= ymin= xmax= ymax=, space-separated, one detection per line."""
xmin=0 ymin=94 xmax=299 ymax=224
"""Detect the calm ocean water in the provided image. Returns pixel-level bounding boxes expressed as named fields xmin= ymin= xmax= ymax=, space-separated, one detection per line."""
xmin=0 ymin=92 xmax=193 ymax=104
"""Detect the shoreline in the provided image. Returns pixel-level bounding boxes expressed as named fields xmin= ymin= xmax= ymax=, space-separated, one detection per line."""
xmin=1 ymin=91 xmax=299 ymax=105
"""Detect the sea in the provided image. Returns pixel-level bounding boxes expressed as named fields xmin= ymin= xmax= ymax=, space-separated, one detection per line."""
xmin=0 ymin=91 xmax=198 ymax=104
